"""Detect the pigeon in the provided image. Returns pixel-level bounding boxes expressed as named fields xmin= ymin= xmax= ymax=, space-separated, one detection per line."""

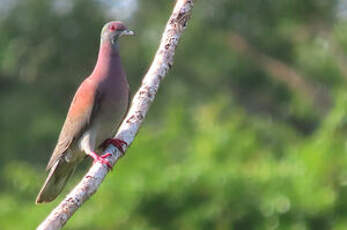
xmin=36 ymin=21 xmax=134 ymax=204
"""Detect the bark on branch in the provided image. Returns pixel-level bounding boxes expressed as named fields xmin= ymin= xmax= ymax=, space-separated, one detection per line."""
xmin=37 ymin=1 xmax=194 ymax=229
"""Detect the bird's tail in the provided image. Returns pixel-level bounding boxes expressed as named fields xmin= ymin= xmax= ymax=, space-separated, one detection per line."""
xmin=35 ymin=158 xmax=77 ymax=204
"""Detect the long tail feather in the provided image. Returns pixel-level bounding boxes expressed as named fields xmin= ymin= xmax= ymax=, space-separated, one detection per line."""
xmin=36 ymin=158 xmax=77 ymax=204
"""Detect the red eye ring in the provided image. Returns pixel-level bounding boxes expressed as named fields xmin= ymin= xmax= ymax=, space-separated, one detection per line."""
xmin=110 ymin=25 xmax=116 ymax=31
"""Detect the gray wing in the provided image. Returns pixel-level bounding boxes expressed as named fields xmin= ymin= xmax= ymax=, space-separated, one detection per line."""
xmin=46 ymin=80 xmax=102 ymax=170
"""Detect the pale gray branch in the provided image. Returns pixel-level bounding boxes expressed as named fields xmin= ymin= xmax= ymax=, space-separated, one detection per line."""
xmin=37 ymin=0 xmax=194 ymax=229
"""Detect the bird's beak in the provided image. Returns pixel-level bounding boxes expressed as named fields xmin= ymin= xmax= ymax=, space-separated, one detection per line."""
xmin=121 ymin=29 xmax=135 ymax=36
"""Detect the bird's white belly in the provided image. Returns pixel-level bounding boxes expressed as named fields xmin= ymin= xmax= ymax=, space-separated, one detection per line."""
xmin=77 ymin=118 xmax=116 ymax=156
xmin=78 ymin=127 xmax=97 ymax=155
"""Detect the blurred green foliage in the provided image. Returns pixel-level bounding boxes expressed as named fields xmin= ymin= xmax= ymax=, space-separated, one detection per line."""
xmin=1 ymin=0 xmax=347 ymax=229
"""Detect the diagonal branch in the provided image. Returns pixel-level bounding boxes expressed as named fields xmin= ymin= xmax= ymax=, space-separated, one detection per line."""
xmin=37 ymin=1 xmax=194 ymax=229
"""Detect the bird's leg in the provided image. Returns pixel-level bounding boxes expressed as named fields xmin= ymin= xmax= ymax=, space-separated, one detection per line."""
xmin=87 ymin=152 xmax=113 ymax=170
xmin=101 ymin=138 xmax=128 ymax=154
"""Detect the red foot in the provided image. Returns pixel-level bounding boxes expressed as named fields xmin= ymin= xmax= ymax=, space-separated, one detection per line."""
xmin=87 ymin=152 xmax=113 ymax=170
xmin=101 ymin=138 xmax=128 ymax=154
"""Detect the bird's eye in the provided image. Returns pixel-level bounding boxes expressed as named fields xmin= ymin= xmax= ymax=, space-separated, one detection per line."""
xmin=109 ymin=25 xmax=116 ymax=31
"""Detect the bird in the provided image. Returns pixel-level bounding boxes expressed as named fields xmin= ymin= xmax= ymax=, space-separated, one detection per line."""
xmin=35 ymin=21 xmax=134 ymax=204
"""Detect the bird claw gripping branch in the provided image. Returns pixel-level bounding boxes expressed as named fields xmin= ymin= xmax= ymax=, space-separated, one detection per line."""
xmin=87 ymin=152 xmax=113 ymax=170
xmin=101 ymin=138 xmax=128 ymax=154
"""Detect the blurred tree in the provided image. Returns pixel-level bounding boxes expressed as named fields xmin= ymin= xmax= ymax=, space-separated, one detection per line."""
xmin=1 ymin=0 xmax=347 ymax=229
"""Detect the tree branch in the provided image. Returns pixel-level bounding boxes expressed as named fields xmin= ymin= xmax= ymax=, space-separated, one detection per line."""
xmin=37 ymin=1 xmax=194 ymax=229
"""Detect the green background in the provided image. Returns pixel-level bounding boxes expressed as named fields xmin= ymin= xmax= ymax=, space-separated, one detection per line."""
xmin=1 ymin=0 xmax=347 ymax=229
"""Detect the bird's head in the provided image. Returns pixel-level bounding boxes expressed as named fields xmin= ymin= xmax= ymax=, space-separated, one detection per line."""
xmin=101 ymin=21 xmax=134 ymax=47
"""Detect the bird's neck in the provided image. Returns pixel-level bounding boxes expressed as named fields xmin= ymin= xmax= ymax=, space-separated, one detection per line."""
xmin=91 ymin=41 xmax=122 ymax=79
